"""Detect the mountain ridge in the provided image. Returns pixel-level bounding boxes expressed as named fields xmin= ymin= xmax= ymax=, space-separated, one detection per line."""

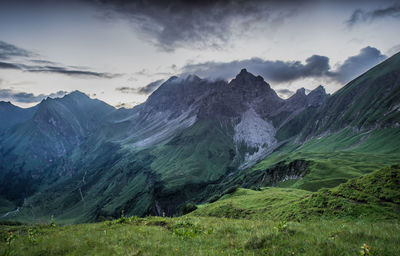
xmin=0 ymin=53 xmax=399 ymax=223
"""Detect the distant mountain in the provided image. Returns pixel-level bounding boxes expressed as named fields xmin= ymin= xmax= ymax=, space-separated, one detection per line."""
xmin=0 ymin=91 xmax=114 ymax=204
xmin=0 ymin=52 xmax=399 ymax=223
xmin=0 ymin=101 xmax=37 ymax=134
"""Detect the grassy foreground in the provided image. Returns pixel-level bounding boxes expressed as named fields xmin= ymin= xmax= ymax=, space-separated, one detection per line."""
xmin=1 ymin=166 xmax=399 ymax=255
xmin=1 ymin=216 xmax=399 ymax=256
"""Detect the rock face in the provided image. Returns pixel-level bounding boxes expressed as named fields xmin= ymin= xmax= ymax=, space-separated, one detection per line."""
xmin=240 ymin=159 xmax=310 ymax=188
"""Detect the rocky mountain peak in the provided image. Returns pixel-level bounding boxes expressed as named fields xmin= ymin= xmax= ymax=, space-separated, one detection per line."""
xmin=295 ymin=88 xmax=306 ymax=95
xmin=306 ymin=85 xmax=327 ymax=107
xmin=232 ymin=68 xmax=266 ymax=86
xmin=0 ymin=101 xmax=13 ymax=106
xmin=64 ymin=90 xmax=90 ymax=100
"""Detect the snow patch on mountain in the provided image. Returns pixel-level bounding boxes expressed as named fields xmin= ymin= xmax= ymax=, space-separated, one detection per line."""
xmin=234 ymin=108 xmax=277 ymax=169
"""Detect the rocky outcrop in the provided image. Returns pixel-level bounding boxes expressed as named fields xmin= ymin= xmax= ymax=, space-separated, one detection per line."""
xmin=241 ymin=159 xmax=310 ymax=188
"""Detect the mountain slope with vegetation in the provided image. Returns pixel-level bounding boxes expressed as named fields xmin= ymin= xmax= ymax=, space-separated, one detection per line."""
xmin=1 ymin=165 xmax=399 ymax=256
xmin=191 ymin=165 xmax=400 ymax=221
xmin=0 ymin=52 xmax=399 ymax=224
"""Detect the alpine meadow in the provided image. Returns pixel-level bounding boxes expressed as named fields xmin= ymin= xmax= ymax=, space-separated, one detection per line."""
xmin=0 ymin=0 xmax=400 ymax=255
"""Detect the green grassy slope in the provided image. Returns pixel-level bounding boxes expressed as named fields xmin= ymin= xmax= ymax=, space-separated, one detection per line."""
xmin=2 ymin=119 xmax=238 ymax=223
xmin=192 ymin=165 xmax=400 ymax=221
xmin=301 ymin=52 xmax=400 ymax=138
xmin=2 ymin=165 xmax=400 ymax=256
xmin=150 ymin=119 xmax=236 ymax=192
xmin=249 ymin=128 xmax=400 ymax=191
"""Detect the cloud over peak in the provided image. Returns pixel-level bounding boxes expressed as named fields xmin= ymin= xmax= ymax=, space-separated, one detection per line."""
xmin=116 ymin=79 xmax=165 ymax=95
xmin=0 ymin=89 xmax=67 ymax=104
xmin=328 ymin=46 xmax=386 ymax=83
xmin=180 ymin=46 xmax=386 ymax=85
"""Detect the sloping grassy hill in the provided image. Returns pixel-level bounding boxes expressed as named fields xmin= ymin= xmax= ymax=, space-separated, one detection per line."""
xmin=249 ymin=128 xmax=400 ymax=191
xmin=1 ymin=165 xmax=399 ymax=255
xmin=192 ymin=165 xmax=400 ymax=221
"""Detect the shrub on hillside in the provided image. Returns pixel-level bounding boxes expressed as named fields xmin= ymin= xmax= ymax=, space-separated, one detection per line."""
xmin=179 ymin=202 xmax=198 ymax=215
xmin=222 ymin=185 xmax=240 ymax=195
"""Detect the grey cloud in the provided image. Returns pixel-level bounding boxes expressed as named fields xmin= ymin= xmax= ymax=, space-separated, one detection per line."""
xmin=30 ymin=59 xmax=59 ymax=65
xmin=137 ymin=79 xmax=164 ymax=94
xmin=0 ymin=61 xmax=21 ymax=70
xmin=0 ymin=61 xmax=119 ymax=79
xmin=387 ymin=44 xmax=400 ymax=56
xmin=328 ymin=46 xmax=386 ymax=83
xmin=0 ymin=89 xmax=67 ymax=103
xmin=181 ymin=55 xmax=330 ymax=83
xmin=276 ymin=89 xmax=295 ymax=98
xmin=88 ymin=0 xmax=298 ymax=51
xmin=0 ymin=40 xmax=121 ymax=79
xmin=0 ymin=41 xmax=34 ymax=60
xmin=180 ymin=46 xmax=386 ymax=85
xmin=134 ymin=68 xmax=173 ymax=77
xmin=115 ymin=87 xmax=135 ymax=94
xmin=115 ymin=102 xmax=140 ymax=109
xmin=27 ymin=65 xmax=120 ymax=79
xmin=116 ymin=79 xmax=165 ymax=95
xmin=347 ymin=4 xmax=400 ymax=26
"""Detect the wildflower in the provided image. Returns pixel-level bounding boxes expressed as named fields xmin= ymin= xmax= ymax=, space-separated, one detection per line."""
xmin=6 ymin=232 xmax=14 ymax=245
xmin=360 ymin=243 xmax=371 ymax=256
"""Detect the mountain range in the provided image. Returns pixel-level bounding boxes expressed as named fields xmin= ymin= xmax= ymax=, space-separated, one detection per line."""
xmin=0 ymin=52 xmax=399 ymax=223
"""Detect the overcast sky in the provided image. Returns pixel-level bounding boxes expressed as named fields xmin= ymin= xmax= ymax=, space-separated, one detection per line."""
xmin=0 ymin=0 xmax=399 ymax=108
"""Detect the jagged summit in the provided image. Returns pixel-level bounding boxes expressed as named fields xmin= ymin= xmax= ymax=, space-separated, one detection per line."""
xmin=309 ymin=85 xmax=326 ymax=94
xmin=306 ymin=85 xmax=328 ymax=107
xmin=295 ymin=88 xmax=306 ymax=95
xmin=66 ymin=90 xmax=88 ymax=97
xmin=61 ymin=90 xmax=93 ymax=102
xmin=231 ymin=68 xmax=266 ymax=86
xmin=0 ymin=101 xmax=13 ymax=106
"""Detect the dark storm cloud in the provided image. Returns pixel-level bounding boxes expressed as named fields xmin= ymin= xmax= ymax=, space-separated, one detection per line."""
xmin=328 ymin=46 xmax=386 ymax=83
xmin=181 ymin=55 xmax=331 ymax=83
xmin=86 ymin=0 xmax=300 ymax=51
xmin=181 ymin=46 xmax=386 ymax=84
xmin=116 ymin=79 xmax=165 ymax=95
xmin=0 ymin=41 xmax=34 ymax=60
xmin=0 ymin=88 xmax=67 ymax=103
xmin=346 ymin=3 xmax=400 ymax=26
